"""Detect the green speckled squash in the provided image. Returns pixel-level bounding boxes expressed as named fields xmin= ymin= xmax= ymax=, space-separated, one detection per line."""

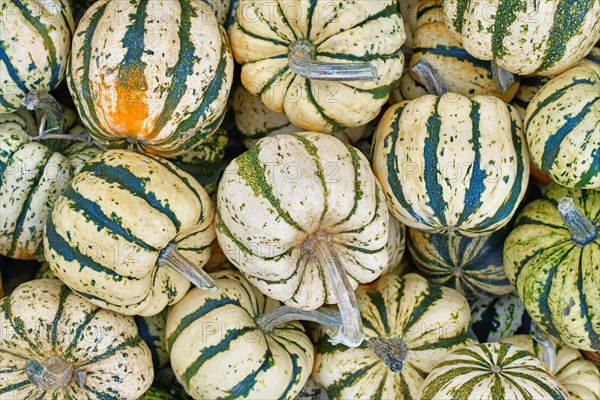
xmin=166 ymin=269 xmax=314 ymax=400
xmin=43 ymin=149 xmax=216 ymax=316
xmin=470 ymin=293 xmax=531 ymax=343
xmin=68 ymin=0 xmax=234 ymax=157
xmin=421 ymin=342 xmax=569 ymax=399
xmin=0 ymin=0 xmax=74 ymax=112
xmin=524 ymin=60 xmax=599 ymax=189
xmin=135 ymin=310 xmax=169 ymax=370
xmin=504 ymin=184 xmax=599 ymax=351
xmin=372 ymin=94 xmax=530 ymax=236
xmin=313 ymin=273 xmax=473 ymax=400
xmin=407 ymin=227 xmax=513 ymax=300
xmin=230 ymin=0 xmax=405 ymax=133
xmin=0 ymin=279 xmax=153 ymax=399
xmin=443 ymin=0 xmax=600 ymax=76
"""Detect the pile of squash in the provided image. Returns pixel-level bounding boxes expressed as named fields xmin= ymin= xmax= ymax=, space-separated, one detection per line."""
xmin=1 ymin=0 xmax=598 ymax=398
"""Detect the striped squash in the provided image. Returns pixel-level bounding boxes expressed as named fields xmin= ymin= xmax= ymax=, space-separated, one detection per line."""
xmin=0 ymin=0 xmax=74 ymax=112
xmin=383 ymin=215 xmax=406 ymax=276
xmin=229 ymin=1 xmax=405 ymax=133
xmin=443 ymin=0 xmax=600 ymax=76
xmin=68 ymin=0 xmax=234 ymax=157
xmin=586 ymin=47 xmax=600 ymax=64
xmin=407 ymin=226 xmax=513 ymax=300
xmin=372 ymin=94 xmax=530 ymax=236
xmin=0 ymin=279 xmax=153 ymax=399
xmin=43 ymin=149 xmax=215 ymax=316
xmin=389 ymin=70 xmax=428 ymax=103
xmin=313 ymin=273 xmax=473 ymax=400
xmin=504 ymin=184 xmax=599 ymax=351
xmin=420 ymin=342 xmax=569 ymax=399
xmin=135 ymin=310 xmax=169 ymax=370
xmin=0 ymin=108 xmax=101 ymax=260
xmin=296 ymin=377 xmax=325 ymax=400
xmin=470 ymin=293 xmax=532 ymax=343
xmin=502 ymin=335 xmax=600 ymax=400
xmin=524 ymin=60 xmax=599 ymax=189
xmin=511 ymin=76 xmax=553 ymax=119
xmin=216 ymin=132 xmax=389 ymax=310
xmin=166 ymin=269 xmax=313 ymax=400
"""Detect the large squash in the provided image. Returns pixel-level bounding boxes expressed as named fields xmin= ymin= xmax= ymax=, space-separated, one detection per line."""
xmin=68 ymin=0 xmax=234 ymax=157
xmin=166 ymin=269 xmax=314 ymax=400
xmin=229 ymin=1 xmax=405 ymax=133
xmin=504 ymin=184 xmax=599 ymax=351
xmin=0 ymin=279 xmax=153 ymax=399
xmin=443 ymin=0 xmax=600 ymax=75
xmin=43 ymin=149 xmax=216 ymax=316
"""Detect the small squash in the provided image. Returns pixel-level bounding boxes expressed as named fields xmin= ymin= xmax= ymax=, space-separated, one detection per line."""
xmin=504 ymin=184 xmax=599 ymax=351
xmin=296 ymin=377 xmax=326 ymax=400
xmin=0 ymin=279 xmax=153 ymax=399
xmin=135 ymin=311 xmax=169 ymax=370
xmin=470 ymin=293 xmax=532 ymax=343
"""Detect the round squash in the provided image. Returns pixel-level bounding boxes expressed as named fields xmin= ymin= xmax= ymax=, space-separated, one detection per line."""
xmin=229 ymin=0 xmax=405 ymax=133
xmin=421 ymin=342 xmax=569 ymax=399
xmin=68 ymin=0 xmax=234 ymax=157
xmin=372 ymin=93 xmax=530 ymax=236
xmin=443 ymin=0 xmax=600 ymax=76
xmin=135 ymin=310 xmax=169 ymax=370
xmin=504 ymin=184 xmax=599 ymax=351
xmin=0 ymin=0 xmax=74 ymax=113
xmin=166 ymin=269 xmax=314 ymax=400
xmin=0 ymin=279 xmax=153 ymax=399
xmin=524 ymin=60 xmax=599 ymax=189
xmin=43 ymin=149 xmax=216 ymax=316
xmin=407 ymin=226 xmax=513 ymax=300
xmin=470 ymin=293 xmax=532 ymax=343
xmin=313 ymin=272 xmax=473 ymax=400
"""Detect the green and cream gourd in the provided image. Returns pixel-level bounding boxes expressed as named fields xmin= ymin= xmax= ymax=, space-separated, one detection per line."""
xmin=420 ymin=342 xmax=569 ymax=399
xmin=313 ymin=273 xmax=473 ymax=400
xmin=372 ymin=94 xmax=530 ymax=236
xmin=0 ymin=279 xmax=153 ymax=399
xmin=443 ymin=0 xmax=600 ymax=76
xmin=524 ymin=60 xmax=599 ymax=189
xmin=0 ymin=0 xmax=74 ymax=112
xmin=470 ymin=292 xmax=531 ymax=343
xmin=296 ymin=377 xmax=325 ymax=400
xmin=229 ymin=0 xmax=405 ymax=133
xmin=68 ymin=0 xmax=234 ymax=157
xmin=166 ymin=269 xmax=314 ymax=400
xmin=407 ymin=226 xmax=513 ymax=300
xmin=511 ymin=76 xmax=552 ymax=119
xmin=43 ymin=149 xmax=216 ymax=316
xmin=502 ymin=335 xmax=600 ymax=400
xmin=504 ymin=184 xmax=599 ymax=351
xmin=135 ymin=310 xmax=169 ymax=370
xmin=383 ymin=215 xmax=406 ymax=276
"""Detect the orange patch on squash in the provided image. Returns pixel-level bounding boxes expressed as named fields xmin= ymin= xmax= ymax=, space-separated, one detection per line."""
xmin=106 ymin=67 xmax=151 ymax=140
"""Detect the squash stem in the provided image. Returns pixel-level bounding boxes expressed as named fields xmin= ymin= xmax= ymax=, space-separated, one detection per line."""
xmin=410 ymin=59 xmax=447 ymax=96
xmin=255 ymin=305 xmax=342 ymax=332
xmin=288 ymin=41 xmax=379 ymax=83
xmin=531 ymin=321 xmax=557 ymax=373
xmin=26 ymin=357 xmax=74 ymax=390
xmin=367 ymin=337 xmax=407 ymax=372
xmin=557 ymin=197 xmax=598 ymax=246
xmin=22 ymin=91 xmax=64 ymax=136
xmin=158 ymin=243 xmax=218 ymax=291
xmin=491 ymin=62 xmax=518 ymax=93
xmin=36 ymin=0 xmax=61 ymax=15
xmin=303 ymin=232 xmax=365 ymax=347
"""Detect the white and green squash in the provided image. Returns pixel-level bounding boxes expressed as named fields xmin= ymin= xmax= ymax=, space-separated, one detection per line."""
xmin=68 ymin=0 xmax=234 ymax=157
xmin=524 ymin=60 xmax=599 ymax=189
xmin=229 ymin=0 xmax=405 ymax=133
xmin=313 ymin=273 xmax=473 ymax=399
xmin=135 ymin=310 xmax=169 ymax=371
xmin=0 ymin=279 xmax=154 ymax=399
xmin=511 ymin=76 xmax=553 ymax=119
xmin=295 ymin=376 xmax=325 ymax=400
xmin=470 ymin=292 xmax=532 ymax=343
xmin=504 ymin=184 xmax=599 ymax=351
xmin=43 ymin=149 xmax=217 ymax=316
xmin=166 ymin=269 xmax=314 ymax=400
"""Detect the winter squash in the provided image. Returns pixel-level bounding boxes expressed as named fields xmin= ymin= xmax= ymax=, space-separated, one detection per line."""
xmin=0 ymin=93 xmax=101 ymax=260
xmin=229 ymin=1 xmax=405 ymax=133
xmin=0 ymin=0 xmax=74 ymax=113
xmin=502 ymin=335 xmax=600 ymax=400
xmin=372 ymin=90 xmax=530 ymax=236
xmin=421 ymin=342 xmax=569 ymax=399
xmin=68 ymin=0 xmax=234 ymax=157
xmin=389 ymin=70 xmax=428 ymax=103
xmin=511 ymin=76 xmax=553 ymax=119
xmin=135 ymin=311 xmax=169 ymax=370
xmin=504 ymin=184 xmax=599 ymax=351
xmin=383 ymin=215 xmax=406 ymax=276
xmin=166 ymin=269 xmax=314 ymax=400
xmin=313 ymin=273 xmax=473 ymax=400
xmin=296 ymin=377 xmax=326 ymax=400
xmin=0 ymin=279 xmax=153 ymax=399
xmin=216 ymin=132 xmax=389 ymax=346
xmin=586 ymin=47 xmax=600 ymax=64
xmin=524 ymin=60 xmax=599 ymax=189
xmin=443 ymin=0 xmax=600 ymax=76
xmin=407 ymin=226 xmax=513 ymax=300
xmin=470 ymin=293 xmax=531 ymax=343
xmin=43 ymin=149 xmax=217 ymax=316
